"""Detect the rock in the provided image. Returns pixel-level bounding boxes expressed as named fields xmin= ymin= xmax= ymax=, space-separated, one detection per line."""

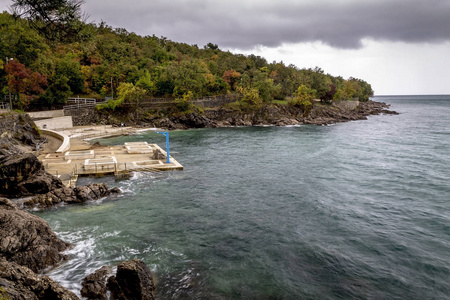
xmin=0 ymin=148 xmax=63 ymax=198
xmin=0 ymin=257 xmax=79 ymax=300
xmin=25 ymin=183 xmax=121 ymax=208
xmin=0 ymin=198 xmax=71 ymax=272
xmin=81 ymin=266 xmax=112 ymax=300
xmin=107 ymin=259 xmax=156 ymax=300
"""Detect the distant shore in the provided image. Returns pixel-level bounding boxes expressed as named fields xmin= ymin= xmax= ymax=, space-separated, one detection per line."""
xmin=67 ymin=100 xmax=398 ymax=132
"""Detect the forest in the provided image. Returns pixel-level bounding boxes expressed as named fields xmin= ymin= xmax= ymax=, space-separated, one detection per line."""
xmin=0 ymin=0 xmax=374 ymax=112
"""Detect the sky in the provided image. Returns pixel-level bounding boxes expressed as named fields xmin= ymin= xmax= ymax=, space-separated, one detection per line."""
xmin=1 ymin=0 xmax=450 ymax=95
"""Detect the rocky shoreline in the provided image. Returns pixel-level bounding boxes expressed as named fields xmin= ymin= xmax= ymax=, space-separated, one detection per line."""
xmin=0 ymin=113 xmax=156 ymax=299
xmin=114 ymin=100 xmax=397 ymax=129
xmin=69 ymin=100 xmax=398 ymax=129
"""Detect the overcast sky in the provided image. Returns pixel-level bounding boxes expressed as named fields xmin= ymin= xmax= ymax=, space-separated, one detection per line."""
xmin=2 ymin=0 xmax=450 ymax=95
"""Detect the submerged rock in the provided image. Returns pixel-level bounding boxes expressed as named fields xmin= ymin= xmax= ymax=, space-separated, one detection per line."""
xmin=0 ymin=198 xmax=71 ymax=273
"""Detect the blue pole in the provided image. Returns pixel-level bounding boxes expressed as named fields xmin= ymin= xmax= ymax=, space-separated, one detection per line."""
xmin=156 ymin=131 xmax=170 ymax=163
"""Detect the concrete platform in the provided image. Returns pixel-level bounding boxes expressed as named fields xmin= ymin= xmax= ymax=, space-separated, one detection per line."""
xmin=37 ymin=127 xmax=183 ymax=186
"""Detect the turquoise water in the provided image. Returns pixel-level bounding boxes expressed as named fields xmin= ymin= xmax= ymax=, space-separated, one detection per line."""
xmin=36 ymin=96 xmax=450 ymax=299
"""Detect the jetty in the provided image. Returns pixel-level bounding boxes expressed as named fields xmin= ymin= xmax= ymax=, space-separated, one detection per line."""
xmin=36 ymin=126 xmax=183 ymax=187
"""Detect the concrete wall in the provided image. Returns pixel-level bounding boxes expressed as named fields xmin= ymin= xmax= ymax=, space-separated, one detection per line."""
xmin=34 ymin=116 xmax=73 ymax=130
xmin=334 ymin=100 xmax=359 ymax=110
xmin=41 ymin=129 xmax=70 ymax=153
xmin=28 ymin=110 xmax=65 ymax=119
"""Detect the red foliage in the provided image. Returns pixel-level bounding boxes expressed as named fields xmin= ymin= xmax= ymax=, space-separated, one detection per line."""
xmin=5 ymin=60 xmax=47 ymax=99
xmin=222 ymin=69 xmax=241 ymax=89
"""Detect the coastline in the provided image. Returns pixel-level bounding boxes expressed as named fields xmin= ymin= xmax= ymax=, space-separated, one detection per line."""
xmin=0 ymin=100 xmax=397 ymax=298
xmin=66 ymin=100 xmax=398 ymax=132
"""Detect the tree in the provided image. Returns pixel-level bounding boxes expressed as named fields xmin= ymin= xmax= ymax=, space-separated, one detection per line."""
xmin=322 ymin=84 xmax=337 ymax=103
xmin=135 ymin=70 xmax=155 ymax=95
xmin=237 ymin=86 xmax=262 ymax=109
xmin=11 ymin=0 xmax=87 ymax=42
xmin=222 ymin=69 xmax=241 ymax=90
xmin=175 ymin=91 xmax=194 ymax=112
xmin=288 ymin=84 xmax=315 ymax=115
xmin=5 ymin=59 xmax=47 ymax=109
xmin=205 ymin=43 xmax=219 ymax=50
xmin=0 ymin=12 xmax=48 ymax=69
xmin=117 ymin=82 xmax=146 ymax=110
xmin=57 ymin=55 xmax=84 ymax=93
xmin=40 ymin=75 xmax=71 ymax=108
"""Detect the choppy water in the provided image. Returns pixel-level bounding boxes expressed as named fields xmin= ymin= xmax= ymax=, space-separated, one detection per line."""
xmin=36 ymin=95 xmax=450 ymax=299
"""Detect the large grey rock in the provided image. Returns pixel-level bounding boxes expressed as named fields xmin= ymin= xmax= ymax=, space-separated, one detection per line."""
xmin=0 ymin=149 xmax=63 ymax=198
xmin=0 ymin=257 xmax=79 ymax=300
xmin=107 ymin=259 xmax=156 ymax=300
xmin=25 ymin=183 xmax=121 ymax=208
xmin=0 ymin=198 xmax=70 ymax=272
xmin=80 ymin=266 xmax=112 ymax=300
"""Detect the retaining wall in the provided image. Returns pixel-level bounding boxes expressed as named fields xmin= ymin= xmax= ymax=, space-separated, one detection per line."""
xmin=41 ymin=129 xmax=70 ymax=153
xmin=34 ymin=116 xmax=73 ymax=130
xmin=28 ymin=110 xmax=65 ymax=119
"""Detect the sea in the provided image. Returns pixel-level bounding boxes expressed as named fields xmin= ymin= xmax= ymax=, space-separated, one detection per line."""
xmin=35 ymin=95 xmax=450 ymax=299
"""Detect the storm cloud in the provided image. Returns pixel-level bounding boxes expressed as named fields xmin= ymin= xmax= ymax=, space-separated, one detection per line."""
xmin=79 ymin=0 xmax=450 ymax=49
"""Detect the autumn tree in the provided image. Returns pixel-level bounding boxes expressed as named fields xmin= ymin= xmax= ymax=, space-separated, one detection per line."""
xmin=222 ymin=69 xmax=241 ymax=90
xmin=5 ymin=59 xmax=47 ymax=109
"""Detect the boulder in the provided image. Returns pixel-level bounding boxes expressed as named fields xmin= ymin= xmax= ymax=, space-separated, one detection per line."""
xmin=0 ymin=148 xmax=63 ymax=198
xmin=80 ymin=266 xmax=112 ymax=300
xmin=0 ymin=198 xmax=71 ymax=272
xmin=25 ymin=183 xmax=121 ymax=208
xmin=0 ymin=257 xmax=79 ymax=300
xmin=107 ymin=259 xmax=156 ymax=300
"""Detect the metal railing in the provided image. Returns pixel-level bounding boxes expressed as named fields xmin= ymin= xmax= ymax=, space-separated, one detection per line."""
xmin=0 ymin=102 xmax=11 ymax=110
xmin=63 ymin=98 xmax=106 ymax=110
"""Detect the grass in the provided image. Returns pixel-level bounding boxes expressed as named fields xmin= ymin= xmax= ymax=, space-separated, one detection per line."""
xmin=272 ymin=99 xmax=288 ymax=105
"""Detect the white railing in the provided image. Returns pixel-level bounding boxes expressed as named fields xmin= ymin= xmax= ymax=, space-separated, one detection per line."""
xmin=0 ymin=102 xmax=11 ymax=110
xmin=63 ymin=98 xmax=105 ymax=110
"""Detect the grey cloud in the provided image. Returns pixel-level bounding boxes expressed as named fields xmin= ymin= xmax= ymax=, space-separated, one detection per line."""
xmin=82 ymin=0 xmax=450 ymax=49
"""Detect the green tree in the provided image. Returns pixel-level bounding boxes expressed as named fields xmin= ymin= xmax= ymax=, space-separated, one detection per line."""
xmin=40 ymin=75 xmax=71 ymax=108
xmin=0 ymin=12 xmax=48 ymax=69
xmin=288 ymin=84 xmax=315 ymax=114
xmin=135 ymin=69 xmax=155 ymax=94
xmin=237 ymin=86 xmax=262 ymax=109
xmin=175 ymin=91 xmax=194 ymax=112
xmin=57 ymin=55 xmax=84 ymax=93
